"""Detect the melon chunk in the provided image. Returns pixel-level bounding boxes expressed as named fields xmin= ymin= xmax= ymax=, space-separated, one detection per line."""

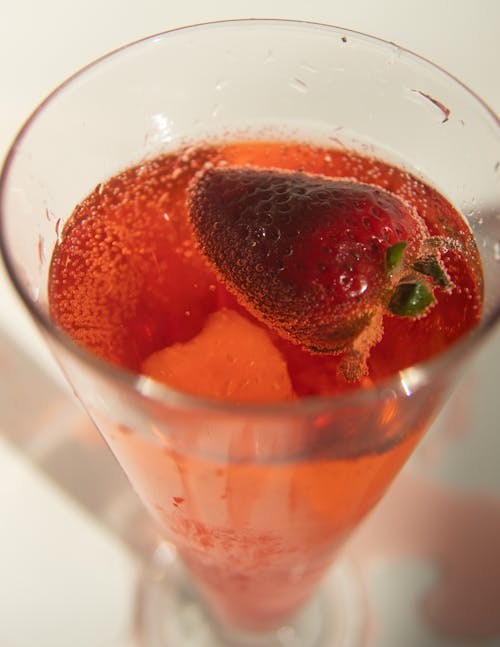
xmin=142 ymin=309 xmax=294 ymax=402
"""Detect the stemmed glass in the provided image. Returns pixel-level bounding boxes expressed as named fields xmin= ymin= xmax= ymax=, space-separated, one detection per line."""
xmin=1 ymin=20 xmax=499 ymax=647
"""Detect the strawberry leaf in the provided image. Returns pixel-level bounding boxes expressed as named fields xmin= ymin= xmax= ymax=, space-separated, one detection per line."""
xmin=386 ymin=241 xmax=407 ymax=273
xmin=412 ymin=256 xmax=450 ymax=288
xmin=388 ymin=281 xmax=434 ymax=317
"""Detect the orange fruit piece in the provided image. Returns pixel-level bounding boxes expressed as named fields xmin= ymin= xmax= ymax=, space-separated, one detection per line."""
xmin=141 ymin=309 xmax=294 ymax=402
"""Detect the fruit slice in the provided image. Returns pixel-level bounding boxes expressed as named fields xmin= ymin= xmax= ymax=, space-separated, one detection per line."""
xmin=188 ymin=166 xmax=450 ymax=380
xmin=142 ymin=308 xmax=294 ymax=402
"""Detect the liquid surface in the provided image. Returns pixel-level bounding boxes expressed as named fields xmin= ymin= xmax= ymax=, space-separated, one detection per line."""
xmin=48 ymin=139 xmax=482 ymax=400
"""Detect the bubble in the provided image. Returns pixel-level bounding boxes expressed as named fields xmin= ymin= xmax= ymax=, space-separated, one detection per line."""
xmin=339 ymin=272 xmax=368 ymax=298
xmin=265 ymin=226 xmax=281 ymax=243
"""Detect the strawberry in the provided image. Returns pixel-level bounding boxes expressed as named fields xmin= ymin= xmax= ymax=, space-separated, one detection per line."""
xmin=188 ymin=166 xmax=450 ymax=380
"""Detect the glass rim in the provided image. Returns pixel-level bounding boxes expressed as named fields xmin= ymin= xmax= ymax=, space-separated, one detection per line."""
xmin=1 ymin=17 xmax=499 ymax=417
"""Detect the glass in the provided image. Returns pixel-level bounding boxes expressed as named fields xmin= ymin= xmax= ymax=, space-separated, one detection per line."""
xmin=1 ymin=19 xmax=499 ymax=647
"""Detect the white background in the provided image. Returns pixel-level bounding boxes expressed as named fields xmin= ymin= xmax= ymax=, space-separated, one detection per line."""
xmin=0 ymin=2 xmax=499 ymax=646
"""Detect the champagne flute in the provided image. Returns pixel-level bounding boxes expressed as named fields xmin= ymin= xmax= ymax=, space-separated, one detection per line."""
xmin=1 ymin=20 xmax=499 ymax=647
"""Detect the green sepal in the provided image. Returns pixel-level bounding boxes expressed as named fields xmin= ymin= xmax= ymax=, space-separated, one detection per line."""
xmin=388 ymin=281 xmax=434 ymax=317
xmin=412 ymin=256 xmax=450 ymax=288
xmin=385 ymin=242 xmax=407 ymax=273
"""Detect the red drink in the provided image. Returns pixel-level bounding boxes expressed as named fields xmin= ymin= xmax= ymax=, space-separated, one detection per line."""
xmin=48 ymin=139 xmax=482 ymax=629
xmin=49 ymin=139 xmax=481 ymax=394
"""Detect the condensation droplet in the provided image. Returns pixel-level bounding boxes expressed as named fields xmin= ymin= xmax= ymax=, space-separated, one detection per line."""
xmin=31 ymin=284 xmax=40 ymax=302
xmin=299 ymin=61 xmax=319 ymax=74
xmin=289 ymin=78 xmax=308 ymax=93
xmin=494 ymin=241 xmax=500 ymax=261
xmin=215 ymin=78 xmax=229 ymax=91
xmin=37 ymin=235 xmax=45 ymax=265
xmin=51 ymin=216 xmax=61 ymax=241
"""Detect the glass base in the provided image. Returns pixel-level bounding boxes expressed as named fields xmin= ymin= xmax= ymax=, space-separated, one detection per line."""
xmin=136 ymin=543 xmax=366 ymax=647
